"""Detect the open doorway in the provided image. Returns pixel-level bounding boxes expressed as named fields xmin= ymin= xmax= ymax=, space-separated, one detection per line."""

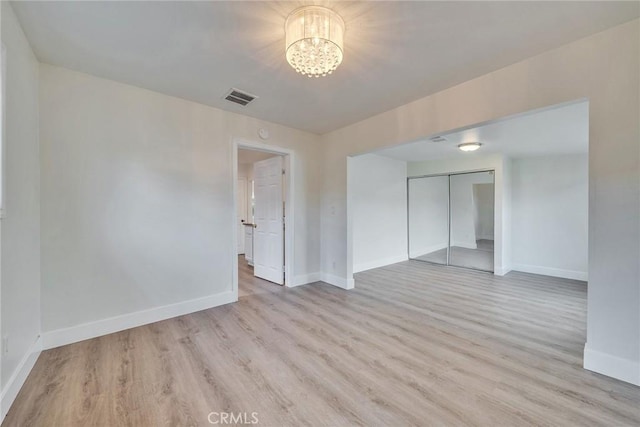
xmin=346 ymin=99 xmax=591 ymax=388
xmin=232 ymin=139 xmax=294 ymax=299
xmin=349 ymin=99 xmax=588 ymax=282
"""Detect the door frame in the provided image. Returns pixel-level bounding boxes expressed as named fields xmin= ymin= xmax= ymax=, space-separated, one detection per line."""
xmin=231 ymin=138 xmax=295 ymax=299
xmin=237 ymin=176 xmax=248 ymax=255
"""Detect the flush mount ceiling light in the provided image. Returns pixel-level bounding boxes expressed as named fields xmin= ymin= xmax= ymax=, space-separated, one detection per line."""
xmin=285 ymin=6 xmax=345 ymax=78
xmin=458 ymin=142 xmax=482 ymax=152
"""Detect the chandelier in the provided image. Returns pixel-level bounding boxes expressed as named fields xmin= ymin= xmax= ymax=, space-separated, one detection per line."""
xmin=285 ymin=6 xmax=345 ymax=78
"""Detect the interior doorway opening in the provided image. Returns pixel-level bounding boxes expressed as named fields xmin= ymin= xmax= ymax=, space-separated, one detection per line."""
xmin=348 ymin=98 xmax=589 ymax=283
xmin=232 ymin=139 xmax=295 ymax=300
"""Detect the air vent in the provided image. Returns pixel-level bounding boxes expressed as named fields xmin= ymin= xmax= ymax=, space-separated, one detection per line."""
xmin=429 ymin=136 xmax=447 ymax=143
xmin=223 ymin=88 xmax=258 ymax=106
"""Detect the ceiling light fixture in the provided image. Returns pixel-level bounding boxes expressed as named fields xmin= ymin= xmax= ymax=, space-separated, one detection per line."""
xmin=458 ymin=142 xmax=482 ymax=152
xmin=285 ymin=6 xmax=345 ymax=78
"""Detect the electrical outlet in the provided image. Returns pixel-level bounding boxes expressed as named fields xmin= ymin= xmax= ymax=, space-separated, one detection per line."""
xmin=332 ymin=261 xmax=336 ymax=271
xmin=3 ymin=336 xmax=8 ymax=354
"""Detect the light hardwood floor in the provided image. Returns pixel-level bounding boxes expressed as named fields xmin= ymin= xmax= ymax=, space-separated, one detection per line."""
xmin=3 ymin=261 xmax=640 ymax=426
xmin=238 ymin=255 xmax=283 ymax=298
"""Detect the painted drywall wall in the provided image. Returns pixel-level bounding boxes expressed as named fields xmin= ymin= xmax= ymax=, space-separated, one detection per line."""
xmin=321 ymin=20 xmax=639 ymax=384
xmin=0 ymin=1 xmax=41 ymax=412
xmin=39 ymin=64 xmax=322 ymax=334
xmin=351 ymin=154 xmax=407 ymax=272
xmin=408 ymin=175 xmax=449 ymax=258
xmin=511 ymin=154 xmax=588 ymax=280
xmin=409 ymin=154 xmax=508 ymax=274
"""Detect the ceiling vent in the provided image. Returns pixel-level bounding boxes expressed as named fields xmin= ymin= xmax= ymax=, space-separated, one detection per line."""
xmin=223 ymin=88 xmax=258 ymax=106
xmin=429 ymin=136 xmax=447 ymax=143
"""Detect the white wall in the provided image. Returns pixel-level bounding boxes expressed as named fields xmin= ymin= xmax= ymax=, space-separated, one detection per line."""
xmin=511 ymin=154 xmax=588 ymax=280
xmin=321 ymin=20 xmax=639 ymax=385
xmin=39 ymin=64 xmax=322 ymax=342
xmin=408 ymin=175 xmax=449 ymax=257
xmin=0 ymin=2 xmax=41 ymax=417
xmin=351 ymin=154 xmax=407 ymax=273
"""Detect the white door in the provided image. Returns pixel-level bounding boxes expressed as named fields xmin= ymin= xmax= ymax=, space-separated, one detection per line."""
xmin=237 ymin=177 xmax=247 ymax=254
xmin=253 ymin=156 xmax=284 ymax=285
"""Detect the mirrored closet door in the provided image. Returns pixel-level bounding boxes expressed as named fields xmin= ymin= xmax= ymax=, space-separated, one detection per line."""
xmin=449 ymin=171 xmax=495 ymax=271
xmin=408 ymin=171 xmax=495 ymax=273
xmin=408 ymin=175 xmax=450 ymax=265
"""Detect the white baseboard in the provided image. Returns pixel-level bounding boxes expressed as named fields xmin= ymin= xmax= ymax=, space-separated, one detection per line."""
xmin=354 ymin=254 xmax=408 ymax=273
xmin=290 ymin=272 xmax=321 ymax=287
xmin=511 ymin=263 xmax=587 ymax=281
xmin=42 ymin=291 xmax=237 ymax=350
xmin=1 ymin=335 xmax=42 ymax=421
xmin=321 ymin=272 xmax=355 ymax=290
xmin=584 ymin=343 xmax=639 ymax=386
xmin=494 ymin=265 xmax=512 ymax=276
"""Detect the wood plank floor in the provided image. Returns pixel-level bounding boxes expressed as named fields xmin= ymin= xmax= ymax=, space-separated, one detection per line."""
xmin=4 ymin=261 xmax=640 ymax=426
xmin=237 ymin=256 xmax=283 ymax=298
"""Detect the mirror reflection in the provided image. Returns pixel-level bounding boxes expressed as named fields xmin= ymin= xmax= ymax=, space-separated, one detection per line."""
xmin=449 ymin=171 xmax=494 ymax=271
xmin=408 ymin=171 xmax=495 ymax=272
xmin=408 ymin=175 xmax=449 ymax=265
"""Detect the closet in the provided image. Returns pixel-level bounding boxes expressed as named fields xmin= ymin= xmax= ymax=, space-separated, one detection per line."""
xmin=408 ymin=170 xmax=495 ymax=272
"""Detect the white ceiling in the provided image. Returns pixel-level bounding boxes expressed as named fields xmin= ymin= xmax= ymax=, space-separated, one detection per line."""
xmin=373 ymin=101 xmax=588 ymax=161
xmin=11 ymin=1 xmax=638 ymax=134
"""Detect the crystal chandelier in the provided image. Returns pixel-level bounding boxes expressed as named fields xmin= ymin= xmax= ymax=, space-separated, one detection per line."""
xmin=285 ymin=6 xmax=345 ymax=78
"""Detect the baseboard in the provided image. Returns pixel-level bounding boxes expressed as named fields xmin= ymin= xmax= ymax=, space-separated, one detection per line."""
xmin=584 ymin=343 xmax=639 ymax=386
xmin=409 ymin=243 xmax=447 ymax=259
xmin=1 ymin=335 xmax=42 ymax=420
xmin=354 ymin=254 xmax=408 ymax=273
xmin=290 ymin=272 xmax=321 ymax=287
xmin=347 ymin=277 xmax=355 ymax=289
xmin=511 ymin=263 xmax=588 ymax=281
xmin=494 ymin=266 xmax=512 ymax=276
xmin=321 ymin=272 xmax=355 ymax=290
xmin=42 ymin=291 xmax=237 ymax=350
